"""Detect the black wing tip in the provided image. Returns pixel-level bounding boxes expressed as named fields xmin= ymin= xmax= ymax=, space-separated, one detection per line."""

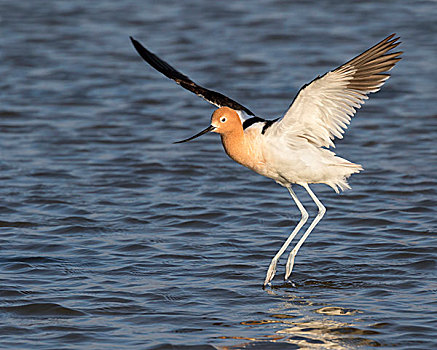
xmin=130 ymin=36 xmax=147 ymax=54
xmin=130 ymin=36 xmax=153 ymax=57
xmin=129 ymin=36 xmax=138 ymax=45
xmin=130 ymin=36 xmax=145 ymax=56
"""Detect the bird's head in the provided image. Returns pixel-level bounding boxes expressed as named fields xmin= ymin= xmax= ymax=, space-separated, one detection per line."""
xmin=174 ymin=107 xmax=242 ymax=143
xmin=210 ymin=107 xmax=242 ymax=135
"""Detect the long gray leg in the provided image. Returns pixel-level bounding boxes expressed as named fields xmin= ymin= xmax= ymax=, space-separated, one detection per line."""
xmin=285 ymin=183 xmax=326 ymax=280
xmin=264 ymin=186 xmax=309 ymax=286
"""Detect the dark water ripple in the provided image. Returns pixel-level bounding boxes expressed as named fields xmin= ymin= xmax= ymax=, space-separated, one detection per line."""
xmin=1 ymin=0 xmax=437 ymax=349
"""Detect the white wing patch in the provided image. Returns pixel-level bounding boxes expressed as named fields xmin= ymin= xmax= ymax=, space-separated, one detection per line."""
xmin=236 ymin=110 xmax=249 ymax=124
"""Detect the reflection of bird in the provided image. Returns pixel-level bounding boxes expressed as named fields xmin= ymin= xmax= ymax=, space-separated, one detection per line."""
xmin=130 ymin=34 xmax=402 ymax=286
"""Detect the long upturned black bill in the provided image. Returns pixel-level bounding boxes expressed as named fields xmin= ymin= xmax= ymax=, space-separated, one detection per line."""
xmin=174 ymin=125 xmax=216 ymax=144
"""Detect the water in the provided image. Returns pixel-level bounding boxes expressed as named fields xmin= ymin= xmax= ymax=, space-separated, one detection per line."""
xmin=1 ymin=0 xmax=436 ymax=349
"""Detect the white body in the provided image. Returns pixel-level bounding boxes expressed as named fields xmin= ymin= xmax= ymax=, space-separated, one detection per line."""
xmin=243 ymin=121 xmax=362 ymax=192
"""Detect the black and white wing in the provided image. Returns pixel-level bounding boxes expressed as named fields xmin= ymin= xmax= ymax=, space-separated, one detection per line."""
xmin=269 ymin=34 xmax=402 ymax=148
xmin=130 ymin=37 xmax=256 ymax=117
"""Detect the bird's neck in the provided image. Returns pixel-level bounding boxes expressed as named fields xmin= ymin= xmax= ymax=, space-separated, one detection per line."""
xmin=220 ymin=128 xmax=256 ymax=169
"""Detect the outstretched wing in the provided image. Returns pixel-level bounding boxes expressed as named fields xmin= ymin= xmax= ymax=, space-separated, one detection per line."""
xmin=270 ymin=34 xmax=402 ymax=148
xmin=130 ymin=37 xmax=256 ymax=117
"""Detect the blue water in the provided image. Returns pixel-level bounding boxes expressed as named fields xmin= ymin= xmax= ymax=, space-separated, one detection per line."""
xmin=1 ymin=1 xmax=436 ymax=349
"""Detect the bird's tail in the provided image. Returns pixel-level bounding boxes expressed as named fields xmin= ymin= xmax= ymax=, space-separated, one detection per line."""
xmin=327 ymin=162 xmax=363 ymax=193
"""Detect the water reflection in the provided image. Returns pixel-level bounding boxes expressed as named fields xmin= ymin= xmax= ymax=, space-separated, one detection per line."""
xmin=219 ymin=290 xmax=380 ymax=349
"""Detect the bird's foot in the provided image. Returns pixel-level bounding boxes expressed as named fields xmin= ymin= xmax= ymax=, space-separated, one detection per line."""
xmin=285 ymin=251 xmax=296 ymax=280
xmin=264 ymin=258 xmax=277 ymax=287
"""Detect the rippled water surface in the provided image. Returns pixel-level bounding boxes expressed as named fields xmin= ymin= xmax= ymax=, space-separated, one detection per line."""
xmin=1 ymin=1 xmax=436 ymax=349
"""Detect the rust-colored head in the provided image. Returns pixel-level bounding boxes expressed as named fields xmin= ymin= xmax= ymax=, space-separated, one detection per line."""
xmin=210 ymin=107 xmax=243 ymax=136
xmin=174 ymin=107 xmax=243 ymax=144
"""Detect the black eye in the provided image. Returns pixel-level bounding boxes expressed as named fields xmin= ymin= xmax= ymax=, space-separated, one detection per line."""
xmin=220 ymin=117 xmax=227 ymax=123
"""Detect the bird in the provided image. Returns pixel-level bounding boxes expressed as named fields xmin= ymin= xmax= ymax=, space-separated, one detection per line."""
xmin=130 ymin=34 xmax=402 ymax=286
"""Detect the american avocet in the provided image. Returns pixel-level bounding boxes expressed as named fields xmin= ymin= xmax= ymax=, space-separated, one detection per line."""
xmin=130 ymin=34 xmax=402 ymax=286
